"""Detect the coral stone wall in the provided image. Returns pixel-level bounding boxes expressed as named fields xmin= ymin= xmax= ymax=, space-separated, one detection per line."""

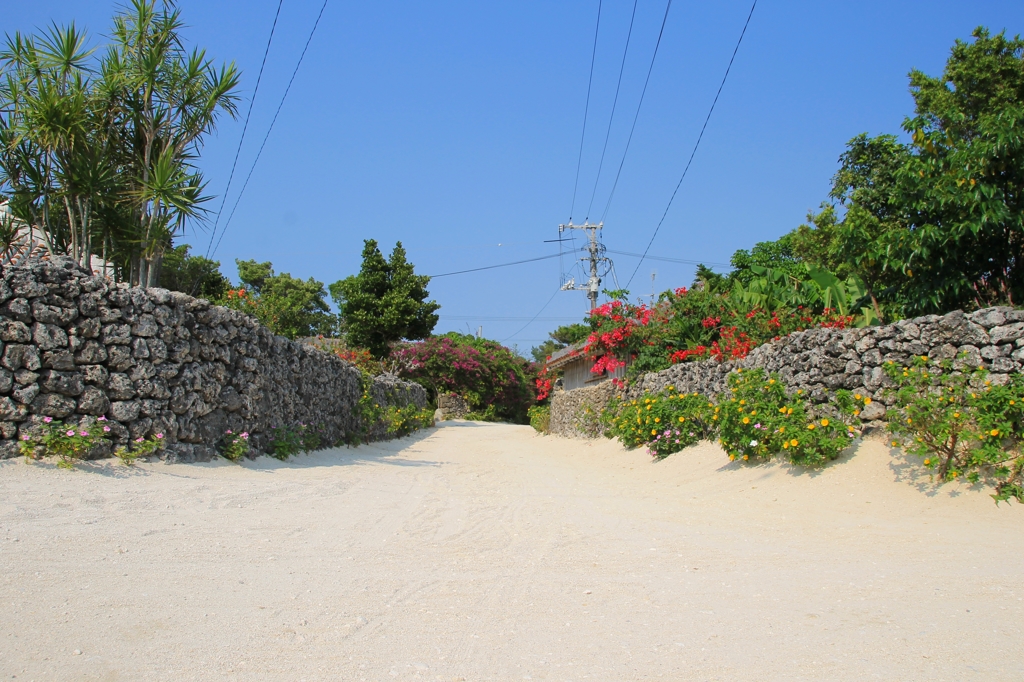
xmin=0 ymin=259 xmax=426 ymax=461
xmin=550 ymin=307 xmax=1024 ymax=438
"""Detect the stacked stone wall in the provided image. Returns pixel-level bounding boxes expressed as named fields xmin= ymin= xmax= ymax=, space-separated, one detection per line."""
xmin=0 ymin=259 xmax=426 ymax=462
xmin=550 ymin=307 xmax=1024 ymax=438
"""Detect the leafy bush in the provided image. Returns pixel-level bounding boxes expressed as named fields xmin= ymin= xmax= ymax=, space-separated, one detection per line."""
xmin=267 ymin=423 xmax=323 ymax=460
xmin=717 ymin=369 xmax=858 ymax=465
xmin=602 ymin=369 xmax=860 ymax=465
xmin=884 ymin=357 xmax=1024 ymax=504
xmin=220 ymin=430 xmax=250 ymax=462
xmin=20 ymin=417 xmax=110 ymax=469
xmin=218 ymin=260 xmax=335 ymax=339
xmin=604 ymin=389 xmax=715 ymax=457
xmin=114 ymin=433 xmax=165 ymax=466
xmin=384 ymin=405 xmax=435 ymax=437
xmin=395 ymin=333 xmax=537 ymax=423
xmin=528 ymin=405 xmax=550 ymax=434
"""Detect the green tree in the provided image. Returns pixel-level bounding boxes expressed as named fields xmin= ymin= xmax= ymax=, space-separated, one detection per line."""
xmin=530 ymin=322 xmax=591 ymax=362
xmin=0 ymin=1 xmax=239 ymax=285
xmin=224 ymin=259 xmax=334 ymax=339
xmin=330 ymin=240 xmax=439 ymax=358
xmin=159 ymin=243 xmax=229 ymax=299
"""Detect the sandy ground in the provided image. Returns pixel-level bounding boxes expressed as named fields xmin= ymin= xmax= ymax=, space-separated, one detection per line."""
xmin=1 ymin=421 xmax=1022 ymax=682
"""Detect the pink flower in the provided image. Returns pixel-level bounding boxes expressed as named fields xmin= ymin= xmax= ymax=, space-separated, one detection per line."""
xmin=97 ymin=416 xmax=107 ymax=421
xmin=135 ymin=437 xmax=144 ymax=443
xmin=43 ymin=417 xmax=53 ymax=423
xmin=66 ymin=430 xmax=75 ymax=436
xmin=103 ymin=426 xmax=111 ymax=432
xmin=79 ymin=431 xmax=88 ymax=436
xmin=241 ymin=432 xmax=249 ymax=438
xmin=226 ymin=429 xmax=233 ymax=434
xmin=21 ymin=435 xmax=30 ymax=441
xmin=156 ymin=433 xmax=164 ymax=439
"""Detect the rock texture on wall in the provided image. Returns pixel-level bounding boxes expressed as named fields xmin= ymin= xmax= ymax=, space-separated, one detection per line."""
xmin=550 ymin=307 xmax=1024 ymax=438
xmin=0 ymin=259 xmax=426 ymax=461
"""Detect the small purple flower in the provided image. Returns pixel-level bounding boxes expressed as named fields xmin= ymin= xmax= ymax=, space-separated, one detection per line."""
xmin=156 ymin=433 xmax=164 ymax=439
xmin=43 ymin=417 xmax=53 ymax=423
xmin=226 ymin=429 xmax=233 ymax=434
xmin=66 ymin=430 xmax=75 ymax=437
xmin=79 ymin=431 xmax=88 ymax=437
xmin=754 ymin=423 xmax=762 ymax=429
xmin=241 ymin=432 xmax=249 ymax=438
xmin=21 ymin=435 xmax=30 ymax=441
xmin=103 ymin=426 xmax=111 ymax=432
xmin=135 ymin=437 xmax=144 ymax=443
xmin=97 ymin=416 xmax=107 ymax=422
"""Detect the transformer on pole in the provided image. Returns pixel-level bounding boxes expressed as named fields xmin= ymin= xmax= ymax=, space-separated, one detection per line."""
xmin=558 ymin=221 xmax=612 ymax=312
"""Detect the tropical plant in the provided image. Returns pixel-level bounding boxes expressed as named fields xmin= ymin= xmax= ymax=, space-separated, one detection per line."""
xmin=219 ymin=259 xmax=334 ymax=339
xmin=0 ymin=1 xmax=239 ymax=284
xmin=159 ymin=243 xmax=230 ymax=299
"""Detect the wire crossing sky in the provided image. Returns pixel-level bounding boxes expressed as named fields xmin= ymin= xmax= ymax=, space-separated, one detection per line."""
xmin=7 ymin=0 xmax=1022 ymax=350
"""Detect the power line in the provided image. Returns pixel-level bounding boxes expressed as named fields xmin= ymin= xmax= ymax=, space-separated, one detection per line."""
xmin=627 ymin=0 xmax=757 ymax=288
xmin=442 ymin=315 xmax=580 ymax=322
xmin=428 ymin=253 xmax=561 ymax=278
xmin=598 ymin=0 xmax=673 ymax=223
xmin=607 ymin=249 xmax=729 ymax=267
xmin=568 ymin=0 xmax=603 ymax=224
xmin=501 ymin=288 xmax=561 ymax=343
xmin=584 ymin=0 xmax=638 ymax=220
xmin=211 ymin=0 xmax=329 ymax=258
xmin=205 ymin=0 xmax=283 ymax=259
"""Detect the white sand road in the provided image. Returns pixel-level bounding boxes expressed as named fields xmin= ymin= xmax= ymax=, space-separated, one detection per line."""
xmin=1 ymin=420 xmax=1022 ymax=681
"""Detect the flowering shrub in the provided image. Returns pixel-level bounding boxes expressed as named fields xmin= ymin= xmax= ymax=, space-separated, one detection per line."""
xmin=220 ymin=430 xmax=250 ymax=462
xmin=20 ymin=417 xmax=109 ymax=469
xmin=114 ymin=432 xmax=164 ymax=466
xmin=395 ymin=333 xmax=537 ymax=423
xmin=604 ymin=387 xmax=716 ymax=458
xmin=884 ymin=356 xmax=1024 ymax=504
xmin=384 ymin=404 xmax=435 ymax=437
xmin=528 ymin=405 xmax=550 ymax=433
xmin=717 ymin=369 xmax=859 ymax=465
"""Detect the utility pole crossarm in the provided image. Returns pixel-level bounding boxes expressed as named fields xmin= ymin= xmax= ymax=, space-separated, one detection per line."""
xmin=558 ymin=221 xmax=611 ymax=311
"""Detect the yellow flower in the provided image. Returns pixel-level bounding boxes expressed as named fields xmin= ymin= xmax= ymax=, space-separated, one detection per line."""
xmin=797 ymin=390 xmax=804 ymax=395
xmin=854 ymin=409 xmax=861 ymax=416
xmin=907 ymin=418 xmax=912 ymax=423
xmin=708 ymin=403 xmax=714 ymax=408
xmin=651 ymin=429 xmax=657 ymax=435
xmin=678 ymin=416 xmax=685 ymax=423
xmin=820 ymin=419 xmax=830 ymax=427
xmin=848 ymin=426 xmax=855 ymax=432
xmin=790 ymin=439 xmax=798 ymax=447
xmin=787 ymin=408 xmax=794 ymax=415
xmin=783 ymin=442 xmax=789 ymax=449
xmin=892 ymin=440 xmax=899 ymax=446
xmin=1011 ymin=400 xmax=1016 ymax=406
xmin=668 ymin=386 xmax=675 ymax=392
xmin=779 ymin=426 xmax=786 ymax=433
xmin=807 ymin=424 xmax=816 ymax=430
xmin=713 ymin=415 xmax=718 ymax=420
xmin=751 ymin=411 xmax=757 ymax=416
xmin=742 ymin=417 xmax=750 ymax=424
xmin=854 ymin=394 xmax=862 ymax=400
xmin=921 ymin=355 xmax=928 ymax=362
xmin=742 ymin=455 xmax=749 ymax=461
xmin=923 ymin=458 xmax=931 ymax=465
xmin=729 ymin=454 xmax=736 ymax=461
xmin=863 ymin=397 xmax=872 ymax=405
xmin=740 ymin=400 xmax=746 ymax=405
xmin=971 ymin=393 xmax=977 ymax=398
xmin=779 ymin=407 xmax=787 ymax=414
xmin=985 ymin=380 xmax=991 ymax=386
xmin=654 ymin=417 xmax=661 ymax=423
xmin=990 ymin=429 xmax=999 ymax=437
xmin=769 ymin=379 xmax=775 ymax=384
xmin=953 ymin=412 xmax=960 ymax=418
xmin=646 ymin=405 xmax=652 ymax=410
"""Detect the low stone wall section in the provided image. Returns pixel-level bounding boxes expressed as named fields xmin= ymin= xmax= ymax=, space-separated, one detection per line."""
xmin=550 ymin=307 xmax=1024 ymax=437
xmin=0 ymin=259 xmax=426 ymax=461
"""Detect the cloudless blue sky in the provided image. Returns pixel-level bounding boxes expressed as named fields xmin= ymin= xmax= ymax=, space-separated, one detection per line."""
xmin=7 ymin=1 xmax=1023 ymax=353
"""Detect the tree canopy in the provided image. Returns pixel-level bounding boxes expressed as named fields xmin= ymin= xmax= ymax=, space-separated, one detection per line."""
xmin=330 ymin=240 xmax=439 ymax=358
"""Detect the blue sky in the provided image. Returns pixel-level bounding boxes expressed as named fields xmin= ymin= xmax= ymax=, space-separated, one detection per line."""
xmin=7 ymin=1 xmax=1023 ymax=353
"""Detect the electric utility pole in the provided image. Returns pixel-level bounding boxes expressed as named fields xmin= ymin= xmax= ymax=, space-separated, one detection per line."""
xmin=558 ymin=221 xmax=611 ymax=311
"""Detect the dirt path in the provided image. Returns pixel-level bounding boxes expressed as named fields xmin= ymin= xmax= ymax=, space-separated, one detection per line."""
xmin=1 ymin=421 xmax=1022 ymax=681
